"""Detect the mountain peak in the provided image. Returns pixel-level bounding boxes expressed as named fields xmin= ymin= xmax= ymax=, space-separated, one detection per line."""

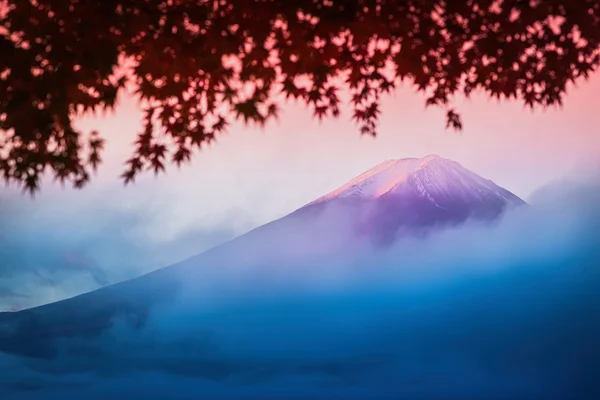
xmin=380 ymin=153 xmax=443 ymax=166
xmin=307 ymin=155 xmax=524 ymax=212
xmin=309 ymin=155 xmax=463 ymax=205
xmin=301 ymin=155 xmax=524 ymax=244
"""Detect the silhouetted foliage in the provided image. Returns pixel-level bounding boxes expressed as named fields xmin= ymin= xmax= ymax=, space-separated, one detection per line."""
xmin=1 ymin=0 xmax=600 ymax=192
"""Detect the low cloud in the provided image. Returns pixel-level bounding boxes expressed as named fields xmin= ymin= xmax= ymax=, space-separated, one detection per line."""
xmin=0 ymin=185 xmax=238 ymax=311
xmin=1 ymin=174 xmax=599 ymax=398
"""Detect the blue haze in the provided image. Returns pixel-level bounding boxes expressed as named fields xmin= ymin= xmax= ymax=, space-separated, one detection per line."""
xmin=0 ymin=180 xmax=599 ymax=399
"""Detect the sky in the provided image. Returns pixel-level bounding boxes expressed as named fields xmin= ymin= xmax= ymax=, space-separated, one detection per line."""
xmin=1 ymin=72 xmax=599 ymax=310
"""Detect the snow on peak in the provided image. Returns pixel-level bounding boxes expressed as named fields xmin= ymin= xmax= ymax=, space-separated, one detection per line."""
xmin=308 ymin=155 xmax=523 ymax=207
xmin=309 ymin=155 xmax=450 ymax=203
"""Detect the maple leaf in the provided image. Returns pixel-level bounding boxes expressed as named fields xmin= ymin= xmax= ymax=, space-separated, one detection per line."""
xmin=1 ymin=0 xmax=599 ymax=192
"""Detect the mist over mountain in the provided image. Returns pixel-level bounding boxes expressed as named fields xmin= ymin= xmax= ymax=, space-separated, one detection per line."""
xmin=0 ymin=156 xmax=524 ymax=334
xmin=1 ymin=157 xmax=598 ymax=399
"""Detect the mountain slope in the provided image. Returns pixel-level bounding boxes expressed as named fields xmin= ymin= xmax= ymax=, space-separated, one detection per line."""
xmin=0 ymin=155 xmax=524 ymax=357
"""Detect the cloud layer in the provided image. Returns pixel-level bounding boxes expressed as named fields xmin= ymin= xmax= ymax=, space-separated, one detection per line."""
xmin=1 ymin=175 xmax=599 ymax=399
xmin=0 ymin=184 xmax=237 ymax=311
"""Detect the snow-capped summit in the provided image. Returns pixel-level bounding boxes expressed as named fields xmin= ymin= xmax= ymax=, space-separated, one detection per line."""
xmin=309 ymin=155 xmax=445 ymax=203
xmin=309 ymin=154 xmax=523 ymax=208
xmin=301 ymin=155 xmax=525 ymax=243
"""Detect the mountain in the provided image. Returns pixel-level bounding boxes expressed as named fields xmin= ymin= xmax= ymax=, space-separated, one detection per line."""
xmin=296 ymin=154 xmax=525 ymax=243
xmin=309 ymin=155 xmax=521 ymax=207
xmin=0 ymin=155 xmax=524 ymax=358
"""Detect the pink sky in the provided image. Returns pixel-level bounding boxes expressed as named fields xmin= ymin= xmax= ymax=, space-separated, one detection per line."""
xmin=34 ymin=71 xmax=598 ymax=239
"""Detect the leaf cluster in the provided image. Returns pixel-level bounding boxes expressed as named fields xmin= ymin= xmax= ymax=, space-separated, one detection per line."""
xmin=2 ymin=0 xmax=599 ymax=192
